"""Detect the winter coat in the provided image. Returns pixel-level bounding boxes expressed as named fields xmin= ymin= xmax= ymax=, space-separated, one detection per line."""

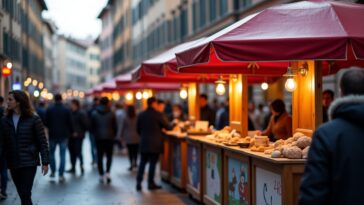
xmin=137 ymin=107 xmax=171 ymax=154
xmin=262 ymin=112 xmax=292 ymax=140
xmin=91 ymin=105 xmax=117 ymax=141
xmin=0 ymin=114 xmax=50 ymax=169
xmin=45 ymin=102 xmax=73 ymax=140
xmin=71 ymin=109 xmax=89 ymax=138
xmin=299 ymin=95 xmax=364 ymax=205
xmin=121 ymin=115 xmax=140 ymax=145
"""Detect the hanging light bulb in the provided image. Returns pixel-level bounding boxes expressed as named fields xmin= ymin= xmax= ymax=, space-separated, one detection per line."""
xmin=216 ymin=83 xmax=226 ymax=95
xmin=215 ymin=75 xmax=226 ymax=95
xmin=142 ymin=91 xmax=149 ymax=99
xmin=33 ymin=90 xmax=40 ymax=97
xmin=126 ymin=92 xmax=133 ymax=101
xmin=136 ymin=91 xmax=142 ymax=100
xmin=285 ymin=78 xmax=296 ymax=92
xmin=112 ymin=92 xmax=120 ymax=101
xmin=32 ymin=79 xmax=38 ymax=86
xmin=261 ymin=82 xmax=269 ymax=90
xmin=179 ymin=88 xmax=188 ymax=99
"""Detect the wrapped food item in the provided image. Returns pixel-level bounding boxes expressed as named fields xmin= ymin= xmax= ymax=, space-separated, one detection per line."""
xmin=284 ymin=146 xmax=302 ymax=159
xmin=302 ymin=146 xmax=310 ymax=159
xmin=296 ymin=136 xmax=312 ymax=149
xmin=271 ymin=150 xmax=282 ymax=158
xmin=258 ymin=146 xmax=266 ymax=152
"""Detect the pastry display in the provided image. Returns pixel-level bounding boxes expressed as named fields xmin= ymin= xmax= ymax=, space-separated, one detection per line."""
xmin=269 ymin=132 xmax=312 ymax=159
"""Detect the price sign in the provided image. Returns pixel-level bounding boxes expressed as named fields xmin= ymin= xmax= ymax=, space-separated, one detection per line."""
xmin=256 ymin=167 xmax=282 ymax=205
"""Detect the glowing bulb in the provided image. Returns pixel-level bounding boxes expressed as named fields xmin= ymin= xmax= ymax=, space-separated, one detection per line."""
xmin=179 ymin=89 xmax=188 ymax=99
xmin=285 ymin=78 xmax=296 ymax=92
xmin=136 ymin=91 xmax=142 ymax=100
xmin=47 ymin=93 xmax=54 ymax=100
xmin=216 ymin=83 xmax=226 ymax=95
xmin=38 ymin=82 xmax=44 ymax=89
xmin=79 ymin=92 xmax=85 ymax=98
xmin=261 ymin=82 xmax=269 ymax=90
xmin=6 ymin=62 xmax=12 ymax=69
xmin=142 ymin=91 xmax=149 ymax=99
xmin=62 ymin=93 xmax=68 ymax=100
xmin=41 ymin=90 xmax=48 ymax=98
xmin=112 ymin=92 xmax=120 ymax=101
xmin=73 ymin=90 xmax=79 ymax=97
xmin=32 ymin=80 xmax=38 ymax=86
xmin=33 ymin=90 xmax=40 ymax=97
xmin=126 ymin=92 xmax=133 ymax=101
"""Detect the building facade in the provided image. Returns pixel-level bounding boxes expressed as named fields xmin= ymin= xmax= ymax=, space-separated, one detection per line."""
xmin=42 ymin=19 xmax=58 ymax=92
xmin=98 ymin=2 xmax=114 ymax=82
xmin=86 ymin=42 xmax=101 ymax=89
xmin=57 ymin=36 xmax=88 ymax=92
xmin=0 ymin=0 xmax=47 ymax=96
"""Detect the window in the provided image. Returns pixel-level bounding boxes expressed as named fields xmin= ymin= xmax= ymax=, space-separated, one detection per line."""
xmin=199 ymin=0 xmax=206 ymax=28
xmin=192 ymin=1 xmax=198 ymax=32
xmin=220 ymin=0 xmax=228 ymax=16
xmin=209 ymin=0 xmax=217 ymax=22
xmin=181 ymin=8 xmax=188 ymax=39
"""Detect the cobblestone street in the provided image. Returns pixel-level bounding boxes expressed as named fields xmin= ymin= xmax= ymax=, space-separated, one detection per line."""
xmin=0 ymin=140 xmax=197 ymax=205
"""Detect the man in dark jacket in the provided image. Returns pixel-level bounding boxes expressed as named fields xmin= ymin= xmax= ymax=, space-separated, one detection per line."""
xmin=136 ymin=97 xmax=172 ymax=191
xmin=45 ymin=94 xmax=73 ymax=182
xmin=199 ymin=94 xmax=216 ymax=126
xmin=91 ymin=97 xmax=117 ymax=184
xmin=67 ymin=99 xmax=88 ymax=175
xmin=299 ymin=68 xmax=364 ymax=205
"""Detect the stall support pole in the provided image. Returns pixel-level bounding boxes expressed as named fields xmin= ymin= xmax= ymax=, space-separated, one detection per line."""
xmin=229 ymin=74 xmax=248 ymax=136
xmin=292 ymin=61 xmax=322 ymax=132
xmin=188 ymin=83 xmax=200 ymax=120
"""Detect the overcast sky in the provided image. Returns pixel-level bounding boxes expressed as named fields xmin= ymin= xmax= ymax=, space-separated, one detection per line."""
xmin=43 ymin=0 xmax=108 ymax=40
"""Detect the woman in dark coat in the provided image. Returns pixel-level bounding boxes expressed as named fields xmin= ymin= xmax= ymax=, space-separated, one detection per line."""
xmin=0 ymin=90 xmax=50 ymax=205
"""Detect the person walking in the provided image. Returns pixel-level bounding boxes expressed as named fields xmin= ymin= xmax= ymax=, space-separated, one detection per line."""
xmin=299 ymin=68 xmax=364 ymax=205
xmin=136 ymin=97 xmax=172 ymax=191
xmin=120 ymin=105 xmax=140 ymax=171
xmin=45 ymin=94 xmax=73 ymax=182
xmin=67 ymin=99 xmax=88 ymax=175
xmin=0 ymin=96 xmax=8 ymax=200
xmin=35 ymin=100 xmax=46 ymax=124
xmin=91 ymin=97 xmax=117 ymax=184
xmin=0 ymin=90 xmax=49 ymax=205
xmin=115 ymin=101 xmax=126 ymax=153
xmin=87 ymin=97 xmax=99 ymax=166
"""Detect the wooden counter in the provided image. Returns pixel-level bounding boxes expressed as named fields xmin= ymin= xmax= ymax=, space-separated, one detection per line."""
xmin=187 ymin=136 xmax=306 ymax=205
xmin=164 ymin=131 xmax=188 ymax=190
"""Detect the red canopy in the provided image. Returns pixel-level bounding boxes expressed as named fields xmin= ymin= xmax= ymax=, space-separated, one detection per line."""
xmin=176 ymin=1 xmax=364 ymax=71
xmin=134 ymin=38 xmax=285 ymax=83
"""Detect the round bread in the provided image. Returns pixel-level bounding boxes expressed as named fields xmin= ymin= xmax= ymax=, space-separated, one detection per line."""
xmin=296 ymin=136 xmax=312 ymax=149
xmin=284 ymin=146 xmax=302 ymax=159
xmin=293 ymin=132 xmax=305 ymax=140
xmin=271 ymin=150 xmax=282 ymax=158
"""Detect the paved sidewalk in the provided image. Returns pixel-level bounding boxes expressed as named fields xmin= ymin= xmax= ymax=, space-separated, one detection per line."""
xmin=0 ymin=140 xmax=197 ymax=205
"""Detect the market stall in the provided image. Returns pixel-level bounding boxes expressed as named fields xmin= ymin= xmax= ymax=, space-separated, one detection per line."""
xmin=173 ymin=2 xmax=364 ymax=205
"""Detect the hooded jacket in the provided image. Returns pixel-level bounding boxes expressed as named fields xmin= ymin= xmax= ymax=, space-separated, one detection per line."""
xmin=299 ymin=95 xmax=364 ymax=205
xmin=91 ymin=105 xmax=117 ymax=141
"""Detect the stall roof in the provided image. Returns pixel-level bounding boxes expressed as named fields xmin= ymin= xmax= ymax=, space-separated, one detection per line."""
xmin=176 ymin=1 xmax=364 ymax=71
